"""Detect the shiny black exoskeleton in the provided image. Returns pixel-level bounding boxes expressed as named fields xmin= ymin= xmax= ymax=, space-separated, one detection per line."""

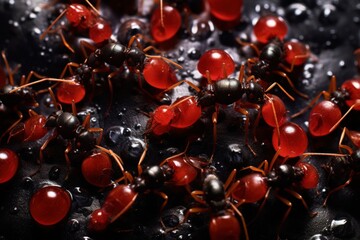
xmin=250 ymin=38 xmax=284 ymax=79
xmin=324 ymin=149 xmax=360 ymax=179
xmin=266 ymin=164 xmax=305 ymax=188
xmin=202 ymin=173 xmax=227 ymax=212
xmin=0 ymin=84 xmax=37 ymax=110
xmin=197 ymin=78 xmax=265 ymax=106
xmin=132 ymin=165 xmax=174 ymax=193
xmin=46 ymin=111 xmax=97 ymax=151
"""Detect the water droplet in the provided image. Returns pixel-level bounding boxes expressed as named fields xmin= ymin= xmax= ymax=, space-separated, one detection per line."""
xmin=9 ymin=206 xmax=18 ymax=215
xmin=123 ymin=128 xmax=132 ymax=136
xmin=105 ymin=126 xmax=125 ymax=146
xmin=187 ymin=48 xmax=201 ymax=60
xmin=338 ymin=60 xmax=346 ymax=68
xmin=330 ymin=215 xmax=356 ymax=238
xmin=319 ymin=4 xmax=339 ymax=26
xmin=177 ymin=56 xmax=185 ymax=63
xmin=309 ymin=234 xmax=328 ymax=240
xmin=134 ymin=123 xmax=141 ymax=130
xmin=286 ymin=3 xmax=309 ymax=23
xmin=21 ymin=177 xmax=33 ymax=189
xmin=189 ymin=19 xmax=214 ymax=41
xmin=68 ymin=219 xmax=80 ymax=232
xmin=72 ymin=187 xmax=93 ymax=208
xmin=49 ymin=166 xmax=60 ymax=180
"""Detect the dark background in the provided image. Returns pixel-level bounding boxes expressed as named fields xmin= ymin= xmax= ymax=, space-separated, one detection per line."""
xmin=1 ymin=0 xmax=360 ymax=239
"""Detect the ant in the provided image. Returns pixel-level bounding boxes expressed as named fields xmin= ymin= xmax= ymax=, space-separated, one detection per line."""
xmin=184 ymin=167 xmax=249 ymax=240
xmin=291 ymin=75 xmax=360 ymax=137
xmin=238 ymin=15 xmax=311 ymax=99
xmin=0 ymin=148 xmax=19 ymax=184
xmin=88 ymin=143 xmax=201 ymax=232
xmin=39 ymin=0 xmax=112 ymax=53
xmin=230 ymin=152 xmax=319 ymax=239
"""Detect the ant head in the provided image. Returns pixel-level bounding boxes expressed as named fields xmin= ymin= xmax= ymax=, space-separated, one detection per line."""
xmin=251 ymin=60 xmax=270 ymax=79
xmin=196 ymin=85 xmax=216 ymax=107
xmin=75 ymin=127 xmax=96 ymax=151
xmin=126 ymin=47 xmax=146 ymax=70
xmin=142 ymin=165 xmax=167 ymax=189
xmin=330 ymin=88 xmax=350 ymax=108
xmin=245 ymin=80 xmax=264 ymax=104
xmin=56 ymin=112 xmax=81 ymax=139
xmin=267 ymin=164 xmax=302 ymax=186
xmin=45 ymin=110 xmax=63 ymax=128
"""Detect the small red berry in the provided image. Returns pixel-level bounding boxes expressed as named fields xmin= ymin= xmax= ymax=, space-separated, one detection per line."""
xmin=89 ymin=19 xmax=112 ymax=43
xmin=0 ymin=148 xmax=19 ymax=184
xmin=253 ymin=15 xmax=288 ymax=44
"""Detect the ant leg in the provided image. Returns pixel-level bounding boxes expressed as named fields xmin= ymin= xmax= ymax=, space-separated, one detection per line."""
xmin=88 ymin=128 xmax=103 ymax=145
xmin=1 ymin=50 xmax=14 ymax=85
xmin=137 ymin=144 xmax=149 ymax=175
xmin=58 ymin=29 xmax=75 ymax=53
xmin=226 ymin=180 xmax=240 ymax=198
xmin=274 ymin=194 xmax=293 ymax=240
xmin=329 ymin=102 xmax=360 ymax=133
xmin=265 ymin=82 xmax=295 ymax=101
xmin=210 ymin=105 xmax=219 ymax=162
xmin=191 ymin=190 xmax=207 ymax=205
xmin=64 ymin=143 xmax=72 ymax=179
xmin=142 ymin=45 xmax=163 ymax=55
xmin=290 ymin=90 xmax=330 ymax=118
xmin=79 ymin=40 xmax=97 ymax=59
xmin=230 ymin=202 xmax=249 ymax=240
xmin=236 ymin=38 xmax=260 ymax=56
xmin=248 ymin=187 xmax=272 ymax=225
xmin=238 ymin=165 xmax=266 ymax=176
xmin=0 ymin=111 xmax=23 ymax=142
xmin=338 ymin=128 xmax=353 ymax=154
xmin=105 ymin=71 xmax=119 ymax=116
xmin=39 ymin=9 xmax=67 ymax=40
xmin=183 ymin=207 xmax=209 ymax=223
xmin=82 ymin=114 xmax=91 ymax=128
xmin=33 ymin=131 xmax=58 ymax=177
xmin=159 ymin=142 xmax=190 ymax=166
xmin=153 ymin=191 xmax=168 ymax=211
xmin=145 ymin=54 xmax=183 ymax=69
xmin=60 ymin=62 xmax=80 ymax=78
xmin=268 ymin=149 xmax=281 ymax=173
xmin=156 ymin=79 xmax=201 ymax=98
xmin=279 ymin=52 xmax=310 ymax=73
xmin=273 ymin=70 xmax=309 ymax=99
xmin=257 ymin=160 xmax=269 ymax=174
xmin=284 ymin=188 xmax=317 ymax=217
xmin=224 ymin=169 xmax=237 ymax=191
xmin=323 ymin=171 xmax=354 ymax=207
xmin=110 ymin=193 xmax=139 ymax=223
xmin=84 ymin=0 xmax=100 ymax=15
xmin=48 ymin=87 xmax=62 ymax=111
xmin=23 ymin=70 xmax=47 ymax=85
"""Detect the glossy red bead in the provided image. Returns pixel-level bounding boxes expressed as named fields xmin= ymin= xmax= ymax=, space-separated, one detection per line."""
xmin=197 ymin=49 xmax=235 ymax=81
xmin=56 ymin=81 xmax=86 ymax=104
xmin=66 ymin=4 xmax=93 ymax=28
xmin=29 ymin=186 xmax=72 ymax=226
xmin=272 ymin=122 xmax=308 ymax=158
xmin=89 ymin=19 xmax=112 ymax=43
xmin=24 ymin=115 xmax=47 ymax=141
xmin=166 ymin=156 xmax=197 ymax=186
xmin=170 ymin=96 xmax=201 ymax=128
xmin=308 ymin=100 xmax=342 ymax=137
xmin=232 ymin=173 xmax=267 ymax=203
xmin=150 ymin=5 xmax=181 ymax=42
xmin=0 ymin=148 xmax=19 ymax=184
xmin=88 ymin=209 xmax=111 ymax=232
xmin=253 ymin=15 xmax=288 ymax=44
xmin=348 ymin=130 xmax=360 ymax=148
xmin=296 ymin=162 xmax=319 ymax=189
xmin=284 ymin=40 xmax=309 ymax=66
xmin=82 ymin=151 xmax=113 ymax=188
xmin=207 ymin=0 xmax=243 ymax=21
xmin=143 ymin=58 xmax=178 ymax=89
xmin=261 ymin=94 xmax=287 ymax=127
xmin=209 ymin=212 xmax=241 ymax=240
xmin=341 ymin=79 xmax=360 ymax=110
xmin=102 ymin=185 xmax=138 ymax=220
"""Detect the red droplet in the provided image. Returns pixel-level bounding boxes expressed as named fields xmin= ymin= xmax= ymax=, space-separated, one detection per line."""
xmin=0 ymin=148 xmax=19 ymax=184
xmin=66 ymin=4 xmax=93 ymax=28
xmin=24 ymin=115 xmax=47 ymax=141
xmin=261 ymin=94 xmax=287 ymax=127
xmin=207 ymin=0 xmax=243 ymax=21
xmin=89 ymin=19 xmax=112 ymax=43
xmin=166 ymin=156 xmax=197 ymax=186
xmin=88 ymin=209 xmax=110 ymax=232
xmin=29 ymin=186 xmax=72 ymax=226
xmin=283 ymin=40 xmax=309 ymax=66
xmin=148 ymin=105 xmax=175 ymax=135
xmin=143 ymin=58 xmax=178 ymax=89
xmin=197 ymin=49 xmax=235 ymax=81
xmin=209 ymin=213 xmax=241 ymax=240
xmin=232 ymin=173 xmax=267 ymax=203
xmin=272 ymin=122 xmax=308 ymax=158
xmin=56 ymin=81 xmax=86 ymax=104
xmin=102 ymin=185 xmax=137 ymax=220
xmin=150 ymin=5 xmax=181 ymax=42
xmin=296 ymin=162 xmax=319 ymax=189
xmin=341 ymin=79 xmax=360 ymax=110
xmin=253 ymin=15 xmax=288 ymax=44
xmin=170 ymin=96 xmax=201 ymax=128
xmin=308 ymin=100 xmax=342 ymax=137
xmin=82 ymin=151 xmax=113 ymax=187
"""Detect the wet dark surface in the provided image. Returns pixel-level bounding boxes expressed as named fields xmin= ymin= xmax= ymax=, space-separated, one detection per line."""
xmin=1 ymin=0 xmax=360 ymax=240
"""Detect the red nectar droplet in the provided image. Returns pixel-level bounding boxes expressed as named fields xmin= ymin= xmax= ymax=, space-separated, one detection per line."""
xmin=283 ymin=40 xmax=309 ymax=66
xmin=308 ymin=100 xmax=342 ymax=137
xmin=262 ymin=94 xmax=287 ymax=127
xmin=143 ymin=58 xmax=178 ymax=89
xmin=0 ymin=148 xmax=19 ymax=184
xmin=82 ymin=151 xmax=113 ymax=188
xmin=24 ymin=115 xmax=47 ymax=141
xmin=272 ymin=122 xmax=308 ymax=158
xmin=170 ymin=96 xmax=201 ymax=128
xmin=197 ymin=49 xmax=235 ymax=81
xmin=29 ymin=186 xmax=72 ymax=226
xmin=232 ymin=173 xmax=267 ymax=203
xmin=341 ymin=79 xmax=360 ymax=110
xmin=207 ymin=0 xmax=243 ymax=21
xmin=209 ymin=213 xmax=241 ymax=240
xmin=89 ymin=19 xmax=112 ymax=43
xmin=253 ymin=15 xmax=288 ymax=44
xmin=88 ymin=209 xmax=111 ymax=232
xmin=150 ymin=5 xmax=182 ymax=42
xmin=66 ymin=4 xmax=93 ymax=28
xmin=166 ymin=156 xmax=197 ymax=186
xmin=56 ymin=81 xmax=86 ymax=104
xmin=296 ymin=162 xmax=319 ymax=189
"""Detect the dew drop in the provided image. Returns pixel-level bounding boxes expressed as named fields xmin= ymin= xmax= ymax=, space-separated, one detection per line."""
xmin=187 ymin=48 xmax=201 ymax=60
xmin=49 ymin=166 xmax=60 ymax=180
xmin=286 ymin=3 xmax=309 ymax=23
xmin=319 ymin=4 xmax=339 ymax=26
xmin=68 ymin=219 xmax=80 ymax=232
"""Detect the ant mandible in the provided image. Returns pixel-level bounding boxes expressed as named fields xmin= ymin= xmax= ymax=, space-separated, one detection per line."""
xmin=291 ymin=75 xmax=360 ymax=137
xmin=184 ymin=167 xmax=249 ymax=240
xmin=238 ymin=15 xmax=311 ymax=99
xmin=230 ymin=152 xmax=318 ymax=239
xmin=39 ymin=0 xmax=112 ymax=53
